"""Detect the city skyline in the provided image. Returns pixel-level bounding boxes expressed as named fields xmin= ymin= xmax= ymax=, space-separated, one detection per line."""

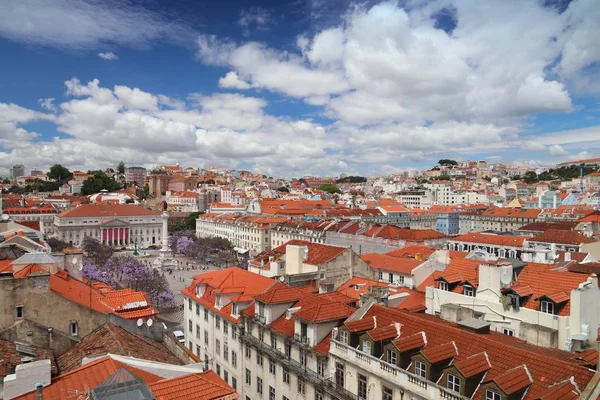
xmin=1 ymin=0 xmax=599 ymax=178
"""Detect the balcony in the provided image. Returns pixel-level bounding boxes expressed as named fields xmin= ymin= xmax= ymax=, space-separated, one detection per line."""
xmin=330 ymin=339 xmax=469 ymax=400
xmin=294 ymin=333 xmax=311 ymax=346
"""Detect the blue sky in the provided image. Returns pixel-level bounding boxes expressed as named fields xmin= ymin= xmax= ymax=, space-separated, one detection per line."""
xmin=0 ymin=0 xmax=599 ymax=177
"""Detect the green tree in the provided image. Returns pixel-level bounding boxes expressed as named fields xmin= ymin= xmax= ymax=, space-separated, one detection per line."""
xmin=277 ymin=186 xmax=290 ymax=192
xmin=523 ymin=171 xmax=538 ymax=184
xmin=335 ymin=176 xmax=367 ymax=183
xmin=319 ymin=183 xmax=341 ymax=194
xmin=2 ymin=178 xmax=10 ymax=184
xmin=438 ymin=159 xmax=458 ymax=166
xmin=47 ymin=164 xmax=71 ymax=182
xmin=81 ymin=171 xmax=121 ymax=195
xmin=185 ymin=212 xmax=203 ymax=230
xmin=117 ymin=161 xmax=125 ymax=175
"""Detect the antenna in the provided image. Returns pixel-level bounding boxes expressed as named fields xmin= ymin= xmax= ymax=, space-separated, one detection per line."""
xmin=137 ymin=318 xmax=144 ymax=327
xmin=146 ymin=319 xmax=153 ymax=327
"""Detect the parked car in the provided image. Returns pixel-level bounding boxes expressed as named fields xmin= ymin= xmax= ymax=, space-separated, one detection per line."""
xmin=173 ymin=330 xmax=185 ymax=344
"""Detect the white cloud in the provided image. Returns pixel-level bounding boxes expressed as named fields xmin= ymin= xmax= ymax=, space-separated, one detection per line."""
xmin=0 ymin=0 xmax=191 ymax=49
xmin=219 ymin=72 xmax=252 ymax=90
xmin=238 ymin=7 xmax=271 ymax=35
xmin=548 ymin=144 xmax=568 ymax=156
xmin=98 ymin=52 xmax=118 ymax=60
xmin=38 ymin=98 xmax=56 ymax=112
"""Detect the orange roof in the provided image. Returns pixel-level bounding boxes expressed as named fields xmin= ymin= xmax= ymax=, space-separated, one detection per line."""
xmin=251 ymin=240 xmax=347 ymax=268
xmin=528 ymin=229 xmax=595 ymax=245
xmin=481 ymin=207 xmax=541 ymax=219
xmin=363 ymin=225 xmax=447 ymax=241
xmin=385 ymin=245 xmax=435 ymax=260
xmin=491 ymin=365 xmax=533 ymax=395
xmin=50 ymin=273 xmax=158 ymax=320
xmin=295 ymin=302 xmax=355 ymax=323
xmin=436 ymin=259 xmax=482 ymax=289
xmin=361 ymin=253 xmax=423 ymax=274
xmin=14 ymin=356 xmax=162 ymax=400
xmin=57 ymin=204 xmax=159 ymax=218
xmin=394 ymin=288 xmax=426 ymax=311
xmin=453 ymin=352 xmax=491 ymax=378
xmin=450 ymin=232 xmax=528 ymax=247
xmin=336 ymin=277 xmax=389 ymax=301
xmin=149 ymin=371 xmax=236 ymax=400
xmin=349 ymin=305 xmax=595 ymax=400
xmin=182 ymin=267 xmax=275 ymax=323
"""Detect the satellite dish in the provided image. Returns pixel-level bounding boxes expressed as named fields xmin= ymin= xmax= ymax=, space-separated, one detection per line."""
xmin=78 ymin=264 xmax=83 ymax=271
xmin=137 ymin=318 xmax=144 ymax=327
xmin=279 ymin=276 xmax=285 ymax=282
xmin=500 ymin=270 xmax=512 ymax=285
xmin=1 ymin=214 xmax=9 ymax=221
xmin=71 ymin=257 xmax=78 ymax=265
xmin=146 ymin=319 xmax=153 ymax=327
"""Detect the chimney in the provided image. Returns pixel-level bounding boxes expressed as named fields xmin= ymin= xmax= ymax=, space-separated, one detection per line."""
xmin=565 ymin=252 xmax=571 ymax=262
xmin=36 ymin=382 xmax=43 ymax=400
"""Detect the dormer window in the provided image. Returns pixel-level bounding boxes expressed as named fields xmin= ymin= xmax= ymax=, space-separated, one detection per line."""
xmin=232 ymin=303 xmax=239 ymax=316
xmin=439 ymin=282 xmax=449 ymax=291
xmin=463 ymin=285 xmax=475 ymax=297
xmin=339 ymin=330 xmax=348 ymax=344
xmin=485 ymin=390 xmax=501 ymax=400
xmin=415 ymin=361 xmax=427 ymax=378
xmin=361 ymin=339 xmax=372 ymax=355
xmin=447 ymin=374 xmax=461 ymax=393
xmin=540 ymin=300 xmax=554 ymax=315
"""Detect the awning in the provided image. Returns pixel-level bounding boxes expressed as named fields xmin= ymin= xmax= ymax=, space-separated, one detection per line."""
xmin=233 ymin=247 xmax=249 ymax=254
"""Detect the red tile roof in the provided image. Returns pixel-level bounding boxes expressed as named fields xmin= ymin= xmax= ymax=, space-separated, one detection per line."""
xmin=481 ymin=207 xmax=541 ymax=219
xmin=335 ymin=277 xmax=389 ymax=301
xmin=361 ymin=253 xmax=422 ymax=274
xmin=528 ymin=229 xmax=595 ymax=245
xmin=421 ymin=341 xmax=458 ymax=363
xmin=57 ymin=323 xmax=185 ymax=373
xmin=453 ymin=352 xmax=491 ymax=378
xmin=50 ymin=274 xmax=158 ymax=320
xmin=250 ymin=240 xmax=347 ymax=268
xmin=393 ymin=331 xmax=426 ymax=352
xmin=518 ymin=221 xmax=577 ymax=232
xmin=491 ymin=364 xmax=533 ymax=395
xmin=57 ymin=204 xmax=159 ymax=218
xmin=385 ymin=245 xmax=435 ymax=260
xmin=14 ymin=356 xmax=163 ymax=400
xmin=450 ymin=232 xmax=528 ymax=247
xmin=367 ymin=324 xmax=401 ymax=342
xmin=363 ymin=225 xmax=447 ymax=241
xmin=149 ymin=370 xmax=237 ymax=400
xmin=436 ymin=259 xmax=482 ymax=290
xmin=394 ymin=288 xmax=426 ymax=311
xmin=349 ymin=305 xmax=595 ymax=400
xmin=0 ymin=340 xmax=57 ymax=378
xmin=295 ymin=302 xmax=355 ymax=323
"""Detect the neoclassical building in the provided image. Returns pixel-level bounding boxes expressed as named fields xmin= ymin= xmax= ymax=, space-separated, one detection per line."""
xmin=54 ymin=204 xmax=162 ymax=248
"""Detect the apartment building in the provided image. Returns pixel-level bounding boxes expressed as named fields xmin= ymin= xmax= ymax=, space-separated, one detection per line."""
xmin=458 ymin=208 xmax=541 ymax=234
xmin=182 ymin=268 xmax=275 ymax=396
xmin=3 ymin=203 xmax=58 ymax=236
xmin=447 ymin=232 xmax=528 ymax=259
xmin=521 ymin=229 xmax=600 ymax=263
xmin=166 ymin=190 xmax=204 ymax=212
xmin=330 ymin=301 xmax=599 ymax=400
xmin=426 ymin=258 xmax=600 ymax=351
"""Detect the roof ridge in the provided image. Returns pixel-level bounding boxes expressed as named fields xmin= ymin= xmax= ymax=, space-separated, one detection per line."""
xmin=106 ymin=323 xmax=128 ymax=355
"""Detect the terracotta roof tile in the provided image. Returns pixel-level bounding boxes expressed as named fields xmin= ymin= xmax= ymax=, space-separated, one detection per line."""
xmin=361 ymin=254 xmax=422 ymax=274
xmin=57 ymin=204 xmax=159 ymax=218
xmin=489 ymin=364 xmax=533 ymax=395
xmin=393 ymin=331 xmax=426 ymax=352
xmin=295 ymin=302 xmax=355 ymax=323
xmin=0 ymin=340 xmax=57 ymax=377
xmin=536 ymin=378 xmax=580 ymax=400
xmin=450 ymin=232 xmax=528 ymax=247
xmin=336 ymin=277 xmax=390 ymax=301
xmin=367 ymin=324 xmax=401 ymax=342
xmin=149 ymin=370 xmax=236 ymax=400
xmin=345 ymin=317 xmax=375 ymax=333
xmin=385 ymin=246 xmax=435 ymax=260
xmin=528 ymin=229 xmax=595 ymax=245
xmin=421 ymin=341 xmax=458 ymax=364
xmin=453 ymin=352 xmax=491 ymax=378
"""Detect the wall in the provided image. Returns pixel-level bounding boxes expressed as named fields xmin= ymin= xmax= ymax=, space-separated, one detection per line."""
xmin=582 ymin=242 xmax=600 ymax=261
xmin=326 ymin=231 xmax=398 ymax=255
xmin=0 ymin=318 xmax=79 ymax=356
xmin=0 ymin=276 xmax=107 ymax=355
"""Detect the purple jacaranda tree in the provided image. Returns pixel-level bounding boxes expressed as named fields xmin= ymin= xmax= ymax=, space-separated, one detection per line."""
xmin=157 ymin=290 xmax=176 ymax=308
xmin=176 ymin=236 xmax=194 ymax=254
xmin=82 ymin=258 xmax=114 ymax=287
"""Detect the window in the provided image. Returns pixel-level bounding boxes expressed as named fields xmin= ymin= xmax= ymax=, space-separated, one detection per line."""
xmin=502 ymin=328 xmax=515 ymax=336
xmin=339 ymin=330 xmax=348 ymax=344
xmin=335 ymin=362 xmax=345 ymax=388
xmin=271 ymin=332 xmax=277 ymax=348
xmin=245 ymin=345 xmax=252 ymax=359
xmin=447 ymin=374 xmax=461 ymax=393
xmin=541 ymin=300 xmax=554 ymax=314
xmin=269 ymin=386 xmax=275 ymax=400
xmin=361 ymin=340 xmax=372 ymax=354
xmin=485 ymin=389 xmax=501 ymax=400
xmin=196 ymin=303 xmax=200 ymax=316
xmin=188 ymin=300 xmax=192 ymax=311
xmin=188 ymin=320 xmax=193 ymax=332
xmin=257 ymin=352 xmax=263 ymax=366
xmin=216 ymin=364 xmax=220 ymax=376
xmin=232 ymin=325 xmax=237 ymax=339
xmin=285 ymin=341 xmax=291 ymax=358
xmin=415 ymin=361 xmax=427 ymax=378
xmin=216 ymin=315 xmax=221 ymax=329
xmin=224 ymin=370 xmax=228 ymax=383
xmin=224 ymin=344 xmax=229 ymax=361
xmin=258 ymin=328 xmax=264 ymax=342
xmin=232 ymin=350 xmax=237 ymax=367
xmin=215 ymin=340 xmax=220 ymax=355
xmin=204 ymin=329 xmax=209 ymax=345
xmin=245 ymin=369 xmax=251 ymax=386
xmin=69 ymin=321 xmax=79 ymax=336
xmin=297 ymin=377 xmax=305 ymax=395
xmin=378 ymin=271 xmax=383 ymax=280
xmin=397 ymin=275 xmax=405 ymax=285
xmin=204 ymin=307 xmax=209 ymax=321
xmin=315 ymin=389 xmax=323 ymax=400
xmin=188 ymin=341 xmax=192 ymax=350
xmin=196 ymin=324 xmax=200 ymax=339
xmin=317 ymin=359 xmax=326 ymax=377
xmin=358 ymin=374 xmax=367 ymax=400
xmin=300 ymin=349 xmax=307 ymax=366
xmin=283 ymin=367 xmax=290 ymax=384
xmin=224 ymin=322 xmax=228 ymax=335
xmin=257 ymin=377 xmax=263 ymax=395
xmin=269 ymin=358 xmax=276 ymax=375
xmin=439 ymin=281 xmax=449 ymax=291
xmin=463 ymin=285 xmax=475 ymax=297
xmin=382 ymin=387 xmax=393 ymax=400
xmin=388 ymin=273 xmax=394 ymax=283
xmin=196 ymin=345 xmax=200 ymax=356
xmin=386 ymin=349 xmax=397 ymax=365
xmin=232 ymin=303 xmax=239 ymax=316
xmin=232 ymin=377 xmax=237 ymax=391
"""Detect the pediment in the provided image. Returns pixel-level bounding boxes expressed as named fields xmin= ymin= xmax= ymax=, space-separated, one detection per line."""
xmin=101 ymin=218 xmax=129 ymax=227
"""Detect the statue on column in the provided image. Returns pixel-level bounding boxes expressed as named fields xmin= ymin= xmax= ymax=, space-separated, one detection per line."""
xmin=163 ymin=201 xmax=168 ymax=211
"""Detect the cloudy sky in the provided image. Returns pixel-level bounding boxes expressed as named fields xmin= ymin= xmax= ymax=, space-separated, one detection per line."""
xmin=0 ymin=0 xmax=599 ymax=178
